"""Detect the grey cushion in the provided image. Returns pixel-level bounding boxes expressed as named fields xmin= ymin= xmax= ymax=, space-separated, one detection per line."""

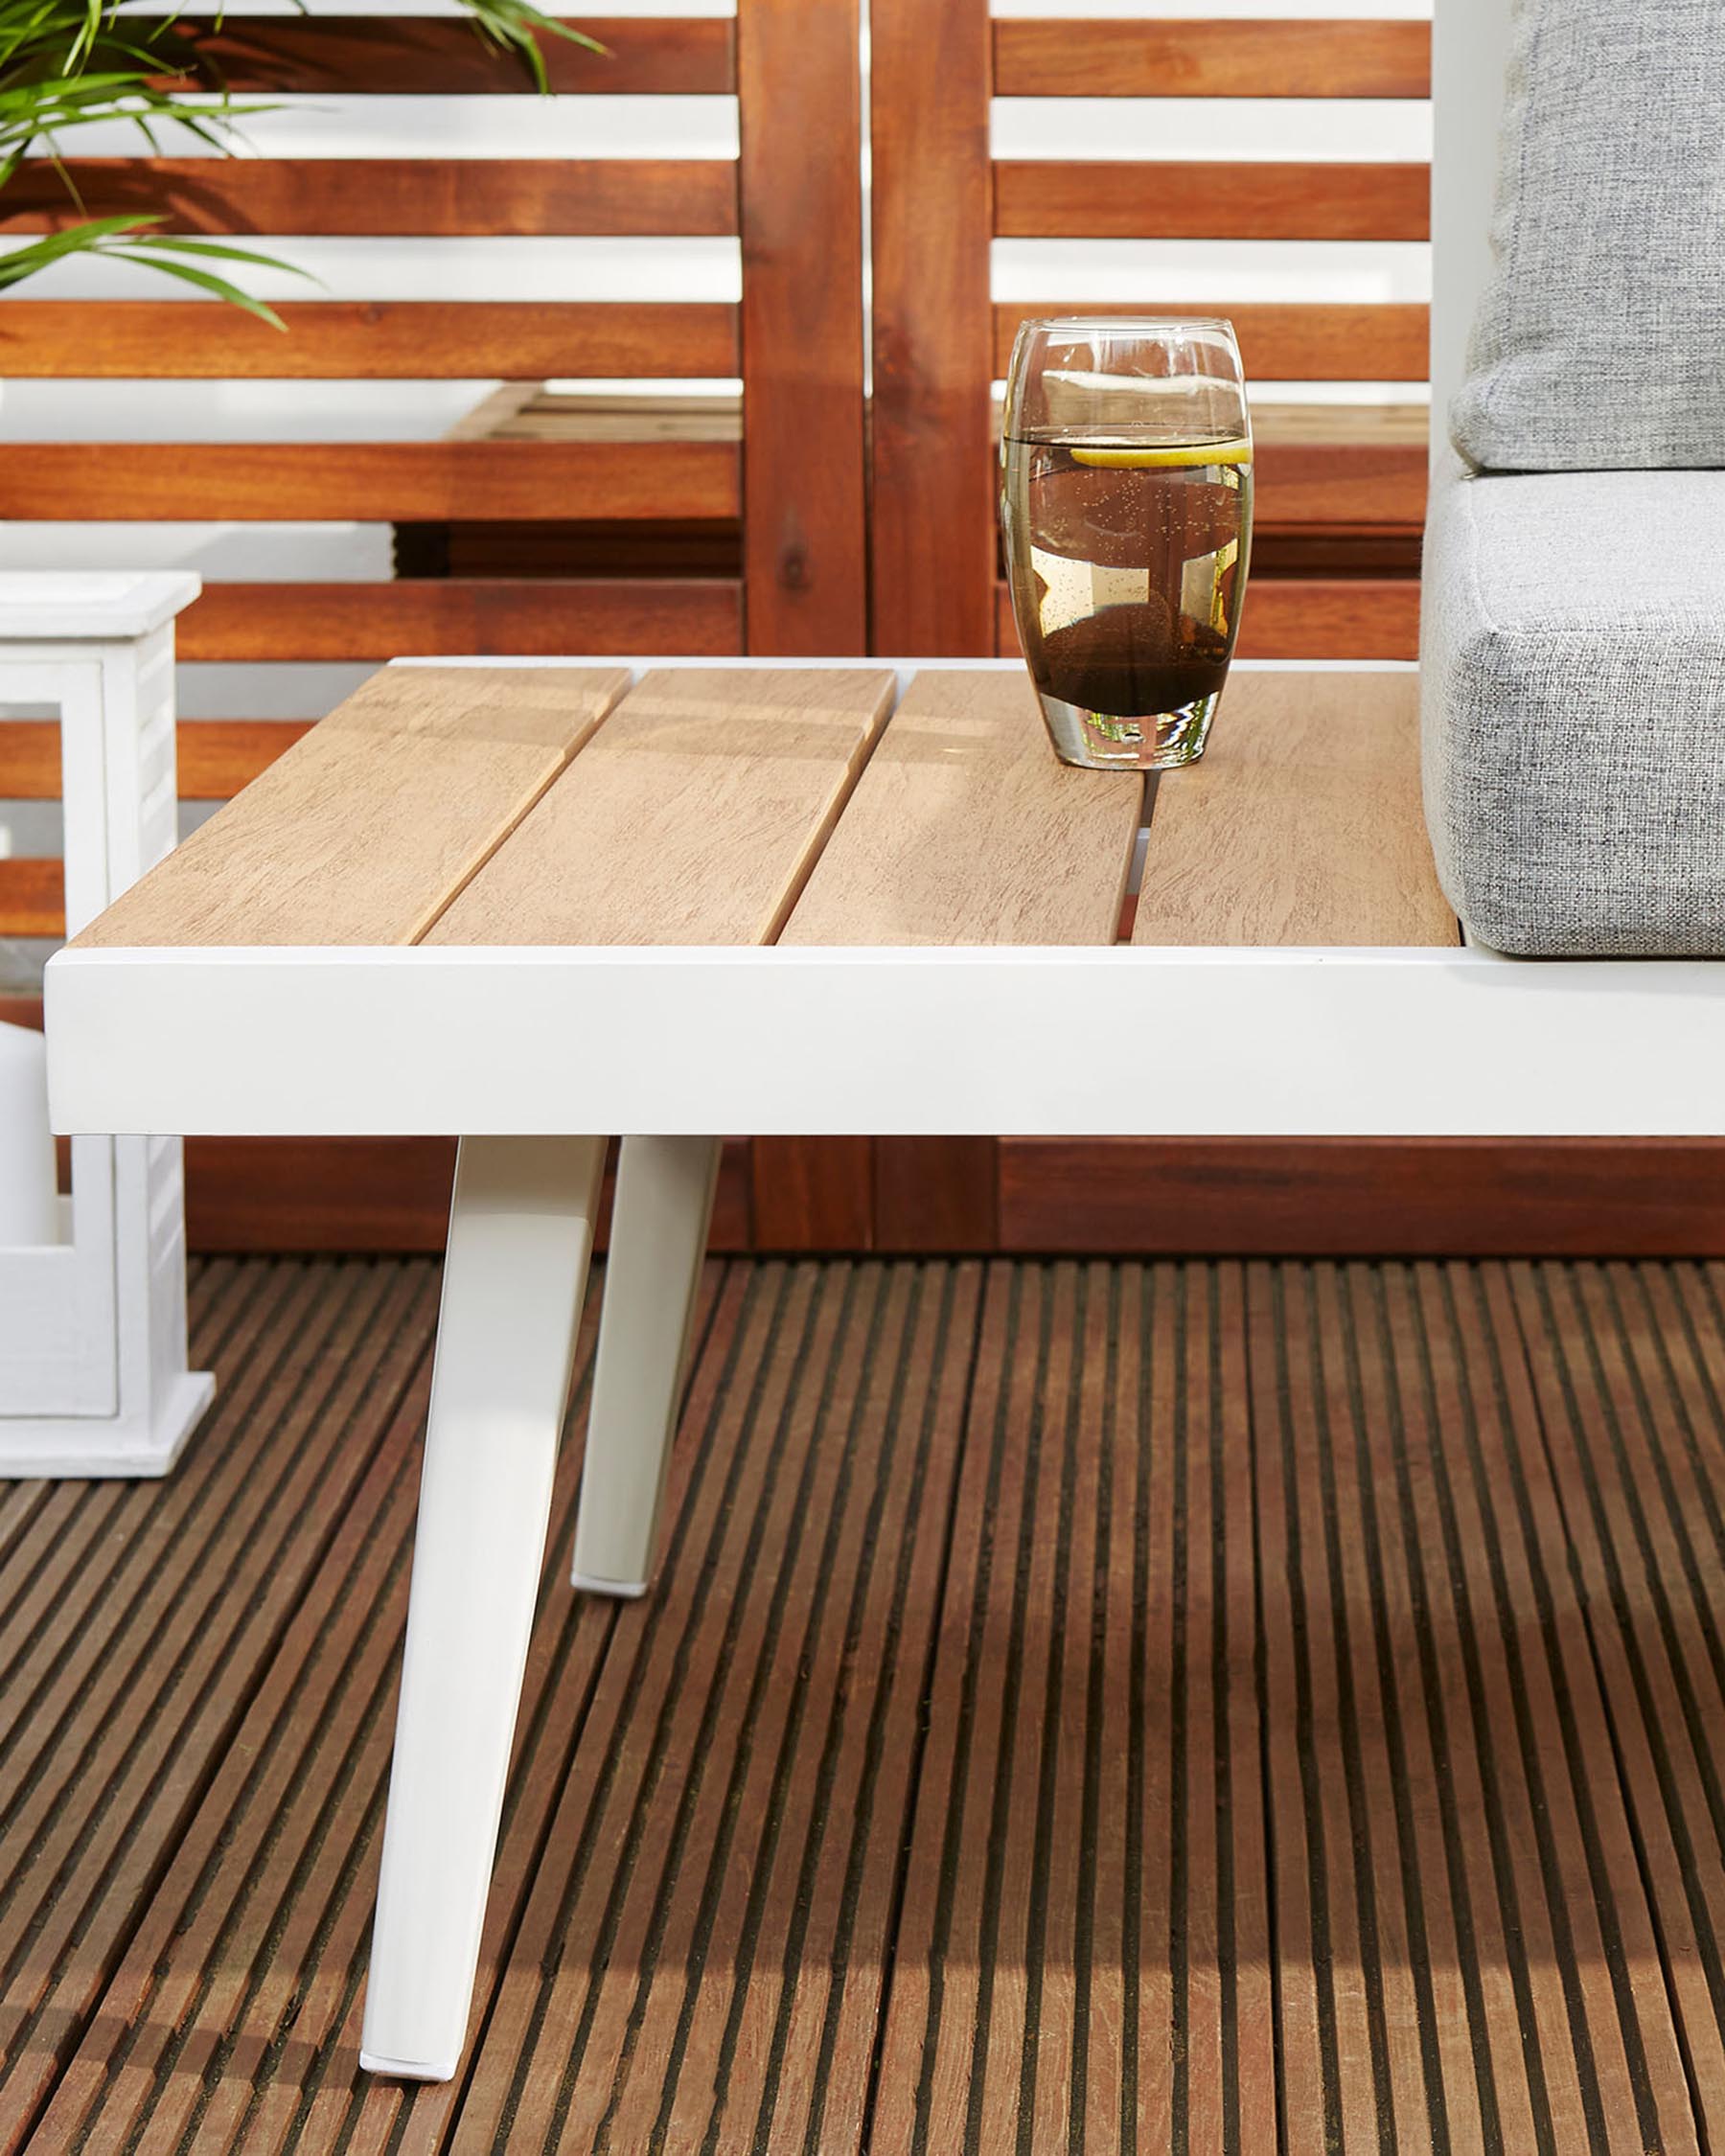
xmin=1420 ymin=458 xmax=1725 ymax=954
xmin=1451 ymin=0 xmax=1725 ymax=472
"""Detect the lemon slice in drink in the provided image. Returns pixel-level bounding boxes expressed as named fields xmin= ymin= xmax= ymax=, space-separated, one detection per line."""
xmin=1069 ymin=439 xmax=1254 ymax=470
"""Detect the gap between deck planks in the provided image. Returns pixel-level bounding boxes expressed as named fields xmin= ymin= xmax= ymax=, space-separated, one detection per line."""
xmin=7 ymin=1256 xmax=1725 ymax=2153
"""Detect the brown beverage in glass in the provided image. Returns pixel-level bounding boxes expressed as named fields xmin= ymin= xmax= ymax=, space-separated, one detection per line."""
xmin=1001 ymin=320 xmax=1254 ymax=770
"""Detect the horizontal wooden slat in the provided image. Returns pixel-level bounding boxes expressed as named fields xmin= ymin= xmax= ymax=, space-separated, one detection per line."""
xmin=176 ymin=720 xmax=314 ymax=796
xmin=782 ymin=668 xmax=1141 ymax=946
xmin=993 ymin=301 xmax=1430 ymax=381
xmin=178 ymin=581 xmax=743 ymax=661
xmin=994 ymin=17 xmax=1430 ymax=98
xmin=996 ymin=1138 xmax=1725 ymax=1257
xmin=0 ymin=444 xmax=740 ymax=521
xmin=0 ymin=722 xmax=63 ymax=801
xmin=994 ymin=160 xmax=1430 ymax=241
xmin=427 ymin=667 xmax=896 ymax=947
xmin=995 ymin=577 xmax=1419 ymax=661
xmin=0 ymin=719 xmax=310 ymax=799
xmin=0 ymin=859 xmax=63 ymax=938
xmin=0 ymin=301 xmax=739 ymax=380
xmin=1252 ymin=441 xmax=1426 ymax=528
xmin=1 ymin=158 xmax=737 ymax=239
xmin=142 ymin=13 xmax=735 ymax=95
xmin=180 ymin=1134 xmax=755 ymax=1251
xmin=989 ymin=436 xmax=1427 ymax=533
xmin=1239 ymin=579 xmax=1421 ymax=658
xmin=1135 ymin=671 xmax=1454 ymax=947
xmin=76 ymin=666 xmax=629 ymax=949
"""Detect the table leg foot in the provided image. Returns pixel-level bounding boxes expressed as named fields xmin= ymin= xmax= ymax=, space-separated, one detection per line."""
xmin=360 ymin=1134 xmax=606 ymax=2081
xmin=572 ymin=1134 xmax=721 ymax=1596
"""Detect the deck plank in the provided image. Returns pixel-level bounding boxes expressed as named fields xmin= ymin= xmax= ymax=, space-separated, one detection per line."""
xmin=1509 ymin=1260 xmax=1725 ymax=2151
xmin=781 ymin=669 xmax=1143 ymax=946
xmin=3 ymin=1257 xmax=1723 ymax=2154
xmin=426 ymin=667 xmax=895 ymax=949
xmin=1135 ymin=670 xmax=1458 ymax=947
xmin=75 ymin=667 xmax=627 ymax=951
xmin=0 ymin=1260 xmax=440 ymax=2155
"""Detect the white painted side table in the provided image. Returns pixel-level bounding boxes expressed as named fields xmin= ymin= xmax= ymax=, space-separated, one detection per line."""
xmin=0 ymin=573 xmax=214 ymax=1475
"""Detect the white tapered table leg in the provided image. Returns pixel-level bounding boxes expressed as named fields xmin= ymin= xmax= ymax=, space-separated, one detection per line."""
xmin=571 ymin=1134 xmax=721 ymax=1597
xmin=360 ymin=1134 xmax=606 ymax=2082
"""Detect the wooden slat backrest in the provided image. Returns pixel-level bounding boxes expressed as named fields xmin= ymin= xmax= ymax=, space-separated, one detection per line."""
xmin=869 ymin=5 xmax=1434 ymax=658
xmin=1134 ymin=673 xmax=1454 ymax=948
xmin=73 ymin=668 xmax=628 ymax=948
xmin=780 ymin=670 xmax=1142 ymax=946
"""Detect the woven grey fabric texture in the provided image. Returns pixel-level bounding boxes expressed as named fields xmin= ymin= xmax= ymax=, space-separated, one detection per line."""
xmin=1450 ymin=0 xmax=1725 ymax=471
xmin=1421 ymin=459 xmax=1725 ymax=954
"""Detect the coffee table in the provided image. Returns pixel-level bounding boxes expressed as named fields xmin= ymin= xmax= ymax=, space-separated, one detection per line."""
xmin=46 ymin=654 xmax=1722 ymax=2080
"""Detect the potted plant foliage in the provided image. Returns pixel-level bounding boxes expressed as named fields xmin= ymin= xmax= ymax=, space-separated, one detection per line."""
xmin=0 ymin=0 xmax=601 ymax=319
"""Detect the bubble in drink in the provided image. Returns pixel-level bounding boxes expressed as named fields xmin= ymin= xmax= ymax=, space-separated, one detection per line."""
xmin=1001 ymin=434 xmax=1254 ymax=769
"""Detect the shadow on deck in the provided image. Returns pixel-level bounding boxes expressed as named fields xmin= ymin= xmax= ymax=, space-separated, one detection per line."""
xmin=4 ymin=1254 xmax=1725 ymax=2153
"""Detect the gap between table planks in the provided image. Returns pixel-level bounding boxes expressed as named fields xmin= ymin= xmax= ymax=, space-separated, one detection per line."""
xmin=73 ymin=662 xmax=1452 ymax=961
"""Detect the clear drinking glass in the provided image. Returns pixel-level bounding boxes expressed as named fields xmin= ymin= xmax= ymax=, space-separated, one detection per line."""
xmin=1000 ymin=317 xmax=1254 ymax=770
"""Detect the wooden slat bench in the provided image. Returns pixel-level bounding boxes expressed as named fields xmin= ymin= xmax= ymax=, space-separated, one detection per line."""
xmin=45 ymin=654 xmax=1725 ymax=2085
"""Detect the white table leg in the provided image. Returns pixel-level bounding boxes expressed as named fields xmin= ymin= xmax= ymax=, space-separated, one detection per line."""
xmin=360 ymin=1133 xmax=606 ymax=2081
xmin=571 ymin=1134 xmax=721 ymax=1597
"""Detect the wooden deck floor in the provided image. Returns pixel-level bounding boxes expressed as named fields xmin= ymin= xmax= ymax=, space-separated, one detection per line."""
xmin=5 ymin=1255 xmax=1725 ymax=2153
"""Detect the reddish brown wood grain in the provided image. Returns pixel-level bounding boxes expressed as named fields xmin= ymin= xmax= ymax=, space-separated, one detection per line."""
xmin=869 ymin=0 xmax=996 ymax=654
xmin=1252 ymin=442 xmax=1427 ymax=529
xmin=177 ymin=580 xmax=743 ymax=661
xmin=737 ymin=0 xmax=869 ymax=654
xmin=0 ymin=443 xmax=741 ymax=521
xmin=0 ymin=722 xmax=64 ymax=800
xmin=1238 ymin=579 xmax=1420 ymax=659
xmin=994 ymin=159 xmax=1431 ymax=241
xmin=0 ymin=301 xmax=739 ymax=380
xmin=0 ymin=860 xmax=64 ymax=938
xmin=0 ymin=719 xmax=312 ymax=799
xmin=998 ymin=1139 xmax=1725 ymax=1257
xmin=135 ymin=13 xmax=734 ymax=94
xmin=994 ymin=578 xmax=1420 ymax=661
xmin=751 ymin=1137 xmax=874 ymax=1250
xmin=874 ymin=1138 xmax=999 ymax=1250
xmin=1 ymin=159 xmax=737 ymax=239
xmin=182 ymin=1137 xmax=753 ymax=1253
xmin=993 ymin=300 xmax=1431 ymax=382
xmin=993 ymin=17 xmax=1431 ymax=98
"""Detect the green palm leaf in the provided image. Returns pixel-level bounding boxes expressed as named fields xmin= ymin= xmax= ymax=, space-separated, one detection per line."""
xmin=0 ymin=0 xmax=608 ymax=310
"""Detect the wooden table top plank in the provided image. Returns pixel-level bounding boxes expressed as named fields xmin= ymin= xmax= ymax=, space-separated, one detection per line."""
xmin=1133 ymin=671 xmax=1457 ymax=949
xmin=780 ymin=669 xmax=1143 ymax=947
xmin=424 ymin=667 xmax=896 ymax=949
xmin=311 ymin=661 xmax=627 ymax=752
xmin=74 ymin=666 xmax=627 ymax=951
